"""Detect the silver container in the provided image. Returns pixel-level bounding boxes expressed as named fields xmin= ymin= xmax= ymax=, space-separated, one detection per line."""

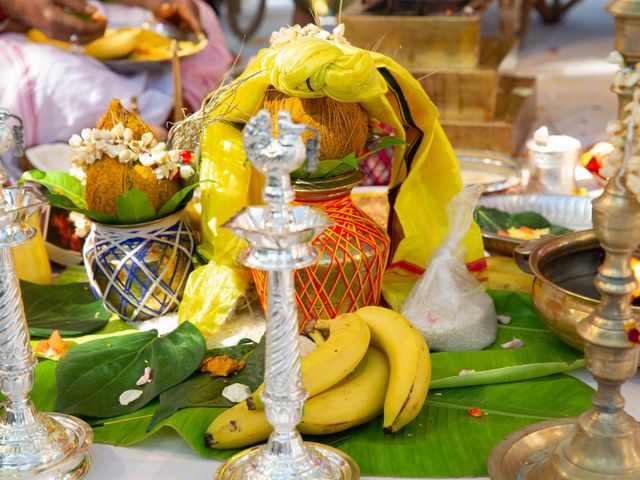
xmin=526 ymin=127 xmax=581 ymax=194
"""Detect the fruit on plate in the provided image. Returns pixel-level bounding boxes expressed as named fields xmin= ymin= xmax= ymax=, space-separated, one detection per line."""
xmin=205 ymin=347 xmax=389 ymax=449
xmin=246 ymin=312 xmax=370 ymax=410
xmin=348 ymin=306 xmax=431 ymax=434
xmin=27 ymin=28 xmax=141 ymax=60
xmin=204 ymin=307 xmax=431 ymax=450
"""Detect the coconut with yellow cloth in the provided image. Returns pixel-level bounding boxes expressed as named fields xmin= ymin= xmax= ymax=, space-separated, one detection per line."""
xmin=177 ymin=24 xmax=485 ymax=335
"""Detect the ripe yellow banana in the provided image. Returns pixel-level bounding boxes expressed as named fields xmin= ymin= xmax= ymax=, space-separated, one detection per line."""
xmin=205 ymin=347 xmax=389 ymax=449
xmin=247 ymin=313 xmax=370 ymax=410
xmin=84 ymin=28 xmax=141 ymax=60
xmin=355 ymin=306 xmax=431 ymax=433
xmin=27 ymin=28 xmax=140 ymax=60
xmin=298 ymin=346 xmax=389 ymax=435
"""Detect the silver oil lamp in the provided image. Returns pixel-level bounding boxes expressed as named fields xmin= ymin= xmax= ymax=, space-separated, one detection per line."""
xmin=0 ymin=110 xmax=92 ymax=479
xmin=215 ymin=110 xmax=360 ymax=479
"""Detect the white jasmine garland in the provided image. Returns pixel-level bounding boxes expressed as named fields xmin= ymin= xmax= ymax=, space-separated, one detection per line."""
xmin=269 ymin=23 xmax=350 ymax=48
xmin=68 ymin=123 xmax=192 ymax=182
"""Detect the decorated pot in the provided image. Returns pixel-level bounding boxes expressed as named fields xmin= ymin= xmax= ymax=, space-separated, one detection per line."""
xmin=82 ymin=210 xmax=195 ymax=323
xmin=252 ymin=170 xmax=390 ymax=331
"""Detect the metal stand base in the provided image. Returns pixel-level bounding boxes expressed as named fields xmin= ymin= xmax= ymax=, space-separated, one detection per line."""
xmin=0 ymin=413 xmax=92 ymax=480
xmin=215 ymin=442 xmax=360 ymax=480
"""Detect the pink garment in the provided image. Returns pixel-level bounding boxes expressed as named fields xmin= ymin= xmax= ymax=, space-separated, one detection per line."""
xmin=0 ymin=1 xmax=232 ymax=148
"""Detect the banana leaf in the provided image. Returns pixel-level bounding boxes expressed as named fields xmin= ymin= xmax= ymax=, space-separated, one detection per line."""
xmin=20 ymin=290 xmax=594 ymax=477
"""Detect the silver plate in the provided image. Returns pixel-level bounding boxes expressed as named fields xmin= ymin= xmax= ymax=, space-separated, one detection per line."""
xmin=477 ymin=194 xmax=593 ymax=255
xmin=456 ymin=149 xmax=521 ymax=194
xmin=102 ymin=22 xmax=207 ymax=73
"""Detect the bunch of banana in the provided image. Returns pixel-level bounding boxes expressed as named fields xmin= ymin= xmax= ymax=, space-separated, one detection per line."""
xmin=205 ymin=307 xmax=431 ymax=450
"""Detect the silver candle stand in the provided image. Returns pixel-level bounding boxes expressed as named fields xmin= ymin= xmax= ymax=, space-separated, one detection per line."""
xmin=0 ymin=111 xmax=92 ymax=479
xmin=215 ymin=110 xmax=360 ymax=480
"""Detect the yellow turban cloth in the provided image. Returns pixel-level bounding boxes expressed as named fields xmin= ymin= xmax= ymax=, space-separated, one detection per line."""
xmin=178 ymin=33 xmax=485 ymax=334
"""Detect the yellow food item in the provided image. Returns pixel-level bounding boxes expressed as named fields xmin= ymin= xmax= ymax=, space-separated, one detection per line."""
xmin=503 ymin=226 xmax=550 ymax=240
xmin=200 ymin=355 xmax=246 ymax=377
xmin=354 ymin=306 xmax=431 ymax=433
xmin=83 ymin=28 xmax=140 ymax=60
xmin=205 ymin=347 xmax=389 ymax=448
xmin=246 ymin=312 xmax=370 ymax=410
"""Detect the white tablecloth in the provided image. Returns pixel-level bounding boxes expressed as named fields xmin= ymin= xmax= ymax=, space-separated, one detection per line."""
xmin=84 ymin=370 xmax=640 ymax=480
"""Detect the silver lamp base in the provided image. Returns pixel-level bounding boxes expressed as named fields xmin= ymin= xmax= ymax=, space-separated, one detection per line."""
xmin=0 ymin=413 xmax=92 ymax=480
xmin=215 ymin=442 xmax=360 ymax=480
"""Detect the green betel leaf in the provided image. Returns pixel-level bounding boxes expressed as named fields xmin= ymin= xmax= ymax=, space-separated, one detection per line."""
xmin=47 ymin=194 xmax=118 ymax=224
xmin=157 ymin=180 xmax=214 ymax=218
xmin=55 ymin=322 xmax=206 ymax=417
xmin=21 ymin=281 xmax=111 ymax=338
xmin=147 ymin=337 xmax=265 ymax=430
xmin=116 ymin=190 xmax=157 ymax=224
xmin=20 ymin=170 xmax=88 ymax=209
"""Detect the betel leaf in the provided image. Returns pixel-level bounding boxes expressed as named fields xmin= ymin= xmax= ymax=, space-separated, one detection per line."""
xmin=291 ymin=137 xmax=405 ymax=180
xmin=46 ymin=194 xmax=118 ymax=224
xmin=474 ymin=206 xmax=572 ymax=235
xmin=146 ymin=337 xmax=265 ymax=430
xmin=116 ymin=189 xmax=157 ymax=224
xmin=156 ymin=180 xmax=214 ymax=218
xmin=20 ymin=170 xmax=88 ymax=209
xmin=21 ymin=280 xmax=111 ymax=337
xmin=55 ymin=321 xmax=205 ymax=417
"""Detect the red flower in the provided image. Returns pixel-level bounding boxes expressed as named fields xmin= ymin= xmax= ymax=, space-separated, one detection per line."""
xmin=628 ymin=328 xmax=640 ymax=344
xmin=180 ymin=150 xmax=192 ymax=164
xmin=468 ymin=407 xmax=483 ymax=418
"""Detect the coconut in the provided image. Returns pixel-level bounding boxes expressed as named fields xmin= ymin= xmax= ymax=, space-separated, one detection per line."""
xmin=262 ymin=89 xmax=369 ymax=161
xmin=84 ymin=99 xmax=180 ymax=217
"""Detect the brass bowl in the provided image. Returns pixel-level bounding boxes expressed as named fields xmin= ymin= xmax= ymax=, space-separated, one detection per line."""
xmin=515 ymin=229 xmax=629 ymax=351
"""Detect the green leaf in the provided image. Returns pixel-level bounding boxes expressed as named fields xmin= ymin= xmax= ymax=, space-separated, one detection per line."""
xmin=355 ymin=136 xmax=405 ymax=161
xmin=47 ymin=194 xmax=118 ymax=224
xmin=338 ymin=374 xmax=593 ymax=478
xmin=53 ymin=265 xmax=89 ymax=285
xmin=147 ymin=338 xmax=265 ymax=430
xmin=20 ymin=170 xmax=88 ymax=209
xmin=157 ymin=180 xmax=213 ymax=218
xmin=473 ymin=206 xmax=572 ymax=235
xmin=116 ymin=190 xmax=157 ymax=224
xmin=21 ymin=281 xmax=111 ymax=337
xmin=55 ymin=322 xmax=206 ymax=417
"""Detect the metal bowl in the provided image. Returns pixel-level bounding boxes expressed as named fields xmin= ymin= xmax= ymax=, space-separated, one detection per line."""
xmin=515 ymin=229 xmax=631 ymax=351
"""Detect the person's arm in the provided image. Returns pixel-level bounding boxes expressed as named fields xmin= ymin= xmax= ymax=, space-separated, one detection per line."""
xmin=115 ymin=0 xmax=201 ymax=32
xmin=0 ymin=0 xmax=106 ymax=43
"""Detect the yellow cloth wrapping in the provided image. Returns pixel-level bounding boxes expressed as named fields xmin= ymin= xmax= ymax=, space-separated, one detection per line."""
xmin=178 ymin=33 xmax=484 ymax=333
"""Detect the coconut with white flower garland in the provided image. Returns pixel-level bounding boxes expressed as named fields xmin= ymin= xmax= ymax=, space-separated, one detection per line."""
xmin=21 ymin=99 xmax=198 ymax=323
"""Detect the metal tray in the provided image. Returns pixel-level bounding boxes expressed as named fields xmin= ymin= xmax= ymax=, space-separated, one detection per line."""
xmin=457 ymin=149 xmax=521 ymax=194
xmin=477 ymin=193 xmax=593 ymax=256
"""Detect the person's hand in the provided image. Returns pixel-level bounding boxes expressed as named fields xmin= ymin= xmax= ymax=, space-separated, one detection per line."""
xmin=0 ymin=0 xmax=106 ymax=44
xmin=144 ymin=0 xmax=201 ymax=33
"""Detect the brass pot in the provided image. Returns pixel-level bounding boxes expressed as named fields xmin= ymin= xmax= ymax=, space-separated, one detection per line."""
xmin=514 ymin=229 xmax=636 ymax=351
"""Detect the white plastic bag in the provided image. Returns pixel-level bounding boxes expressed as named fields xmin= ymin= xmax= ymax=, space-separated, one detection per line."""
xmin=401 ymin=185 xmax=497 ymax=351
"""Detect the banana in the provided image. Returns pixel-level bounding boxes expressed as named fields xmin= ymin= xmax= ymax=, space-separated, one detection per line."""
xmin=205 ymin=347 xmax=389 ymax=449
xmin=355 ymin=306 xmax=431 ymax=434
xmin=204 ymin=401 xmax=271 ymax=450
xmin=27 ymin=28 xmax=140 ymax=60
xmin=247 ymin=313 xmax=370 ymax=410
xmin=298 ymin=346 xmax=389 ymax=435
xmin=84 ymin=28 xmax=141 ymax=60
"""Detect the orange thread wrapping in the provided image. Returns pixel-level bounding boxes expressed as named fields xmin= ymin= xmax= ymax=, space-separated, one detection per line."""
xmin=252 ymin=194 xmax=390 ymax=331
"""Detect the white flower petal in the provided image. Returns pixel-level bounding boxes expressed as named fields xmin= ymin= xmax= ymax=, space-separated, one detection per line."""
xmin=118 ymin=389 xmax=143 ymax=406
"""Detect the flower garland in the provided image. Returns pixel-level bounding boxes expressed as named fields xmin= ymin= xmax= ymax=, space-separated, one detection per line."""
xmin=269 ymin=23 xmax=348 ymax=48
xmin=69 ymin=123 xmax=195 ymax=183
xmin=603 ymin=51 xmax=640 ymax=199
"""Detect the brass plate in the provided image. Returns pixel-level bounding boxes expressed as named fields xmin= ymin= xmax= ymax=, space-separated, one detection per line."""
xmin=488 ymin=418 xmax=577 ymax=480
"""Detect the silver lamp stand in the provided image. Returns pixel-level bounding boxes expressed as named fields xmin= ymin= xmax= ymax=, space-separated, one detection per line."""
xmin=215 ymin=110 xmax=360 ymax=479
xmin=0 ymin=110 xmax=92 ymax=479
